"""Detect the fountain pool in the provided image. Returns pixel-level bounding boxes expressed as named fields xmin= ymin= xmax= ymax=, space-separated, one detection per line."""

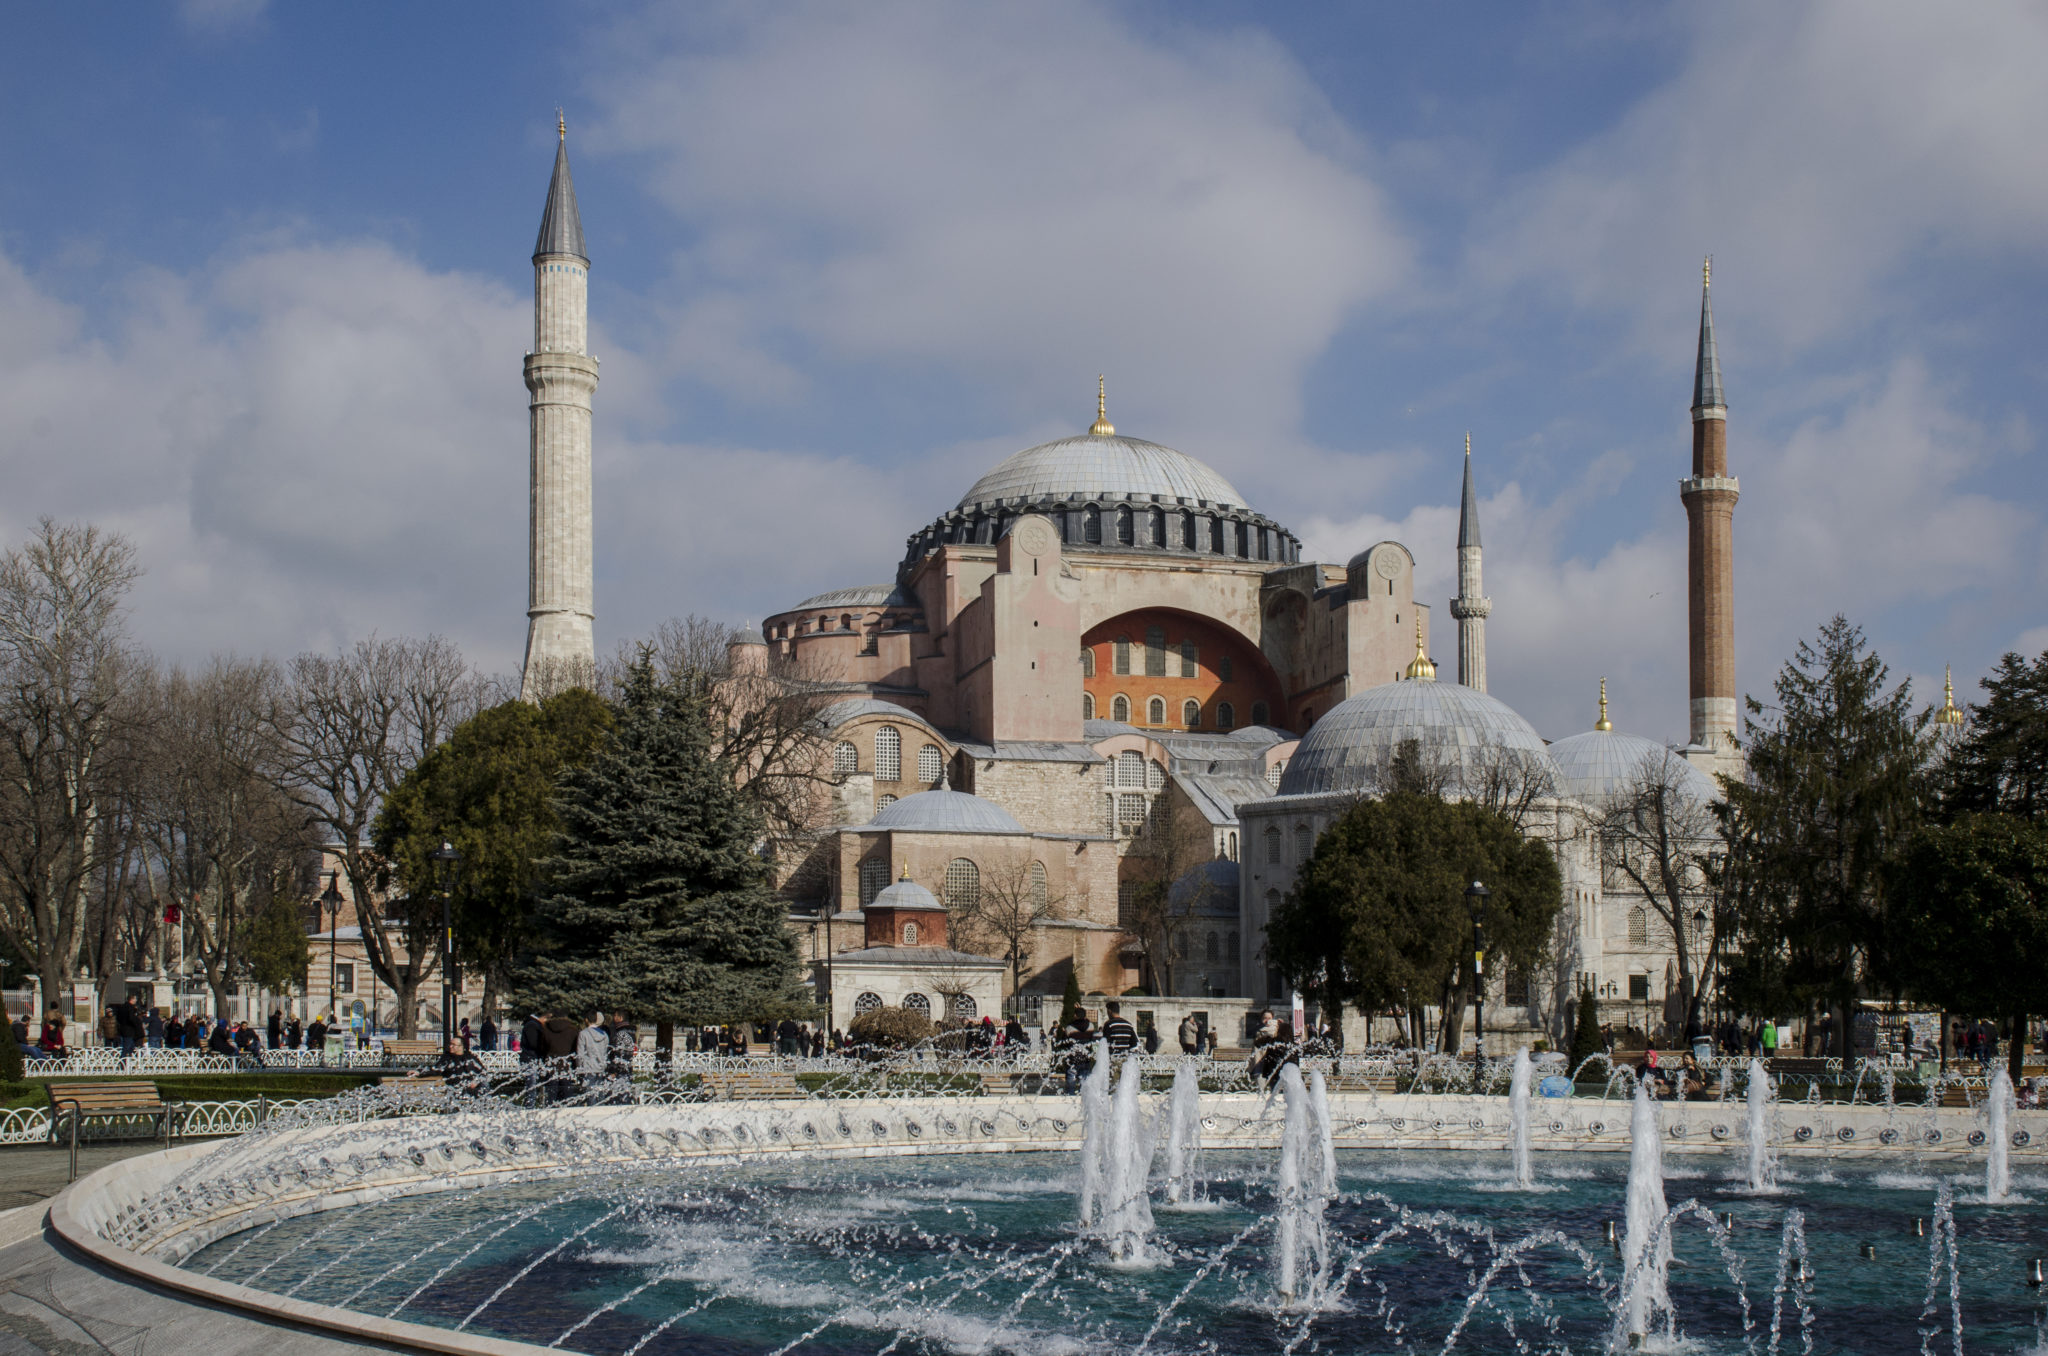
xmin=181 ymin=1146 xmax=2048 ymax=1355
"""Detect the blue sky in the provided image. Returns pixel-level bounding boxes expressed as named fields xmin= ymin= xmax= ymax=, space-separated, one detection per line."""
xmin=4 ymin=1 xmax=2043 ymax=745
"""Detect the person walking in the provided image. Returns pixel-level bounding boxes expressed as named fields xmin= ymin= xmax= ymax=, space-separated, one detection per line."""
xmin=1003 ymin=1016 xmax=1028 ymax=1055
xmin=479 ymin=1013 xmax=498 ymax=1053
xmin=459 ymin=1016 xmax=473 ymax=1054
xmin=268 ymin=1008 xmax=284 ymax=1050
xmin=607 ymin=1011 xmax=638 ymax=1102
xmin=114 ymin=994 xmax=145 ymax=1063
xmin=575 ymin=1010 xmax=609 ymax=1098
xmin=307 ymin=1014 xmax=327 ymax=1059
xmin=285 ymin=1013 xmax=301 ymax=1050
xmin=541 ymin=1009 xmax=580 ymax=1102
xmin=1178 ymin=1014 xmax=1199 ymax=1056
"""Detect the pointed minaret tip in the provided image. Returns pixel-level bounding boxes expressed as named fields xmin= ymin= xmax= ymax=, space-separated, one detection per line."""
xmin=1457 ymin=432 xmax=1482 ymax=550
xmin=1935 ymin=663 xmax=1966 ymax=726
xmin=1595 ymin=677 xmax=1613 ymax=732
xmin=1692 ymin=256 xmax=1724 ymax=415
xmin=1089 ymin=375 xmax=1115 ymax=436
xmin=534 ymin=115 xmax=588 ymax=263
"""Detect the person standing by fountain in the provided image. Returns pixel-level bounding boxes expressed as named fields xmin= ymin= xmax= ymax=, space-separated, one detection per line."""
xmin=1101 ymin=1002 xmax=1138 ymax=1056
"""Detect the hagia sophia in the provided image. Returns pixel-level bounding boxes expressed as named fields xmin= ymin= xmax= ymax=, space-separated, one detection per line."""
xmin=519 ymin=129 xmax=1757 ymax=1046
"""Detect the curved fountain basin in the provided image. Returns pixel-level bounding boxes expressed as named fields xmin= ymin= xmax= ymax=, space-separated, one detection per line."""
xmin=52 ymin=1094 xmax=2048 ymax=1354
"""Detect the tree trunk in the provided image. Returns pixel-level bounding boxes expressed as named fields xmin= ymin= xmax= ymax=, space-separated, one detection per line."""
xmin=1940 ymin=1009 xmax=1950 ymax=1073
xmin=392 ymin=969 xmax=422 ymax=1038
xmin=2009 ymin=1011 xmax=2028 ymax=1086
xmin=655 ymin=1020 xmax=674 ymax=1072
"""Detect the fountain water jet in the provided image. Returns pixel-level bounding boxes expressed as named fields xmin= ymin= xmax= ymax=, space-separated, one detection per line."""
xmin=1987 ymin=1066 xmax=2014 ymax=1203
xmin=1160 ymin=1062 xmax=1204 ymax=1206
xmin=1619 ymin=1080 xmax=1671 ymax=1347
xmin=1746 ymin=1057 xmax=1780 ymax=1192
xmin=1096 ymin=1055 xmax=1157 ymax=1262
xmin=1273 ymin=1064 xmax=1335 ymax=1308
xmin=1509 ymin=1047 xmax=1534 ymax=1190
xmin=1076 ymin=1040 xmax=1110 ymax=1228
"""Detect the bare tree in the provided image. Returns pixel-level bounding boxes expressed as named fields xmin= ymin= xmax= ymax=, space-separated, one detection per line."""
xmin=267 ymin=635 xmax=485 ymax=1037
xmin=950 ymin=859 xmax=1062 ymax=998
xmin=1597 ymin=748 xmax=1724 ymax=1043
xmin=1468 ymin=742 xmax=1559 ymax=830
xmin=0 ymin=519 xmax=143 ymax=1003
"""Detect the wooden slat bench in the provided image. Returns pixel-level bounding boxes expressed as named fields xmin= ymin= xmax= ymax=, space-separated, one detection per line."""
xmin=381 ymin=1038 xmax=442 ymax=1067
xmin=45 ymin=1080 xmax=184 ymax=1182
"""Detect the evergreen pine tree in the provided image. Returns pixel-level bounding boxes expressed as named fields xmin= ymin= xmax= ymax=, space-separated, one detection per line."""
xmin=1568 ymin=986 xmax=1603 ymax=1074
xmin=1058 ymin=967 xmax=1083 ymax=1027
xmin=509 ymin=659 xmax=811 ymax=1027
xmin=0 ymin=1007 xmax=22 ymax=1083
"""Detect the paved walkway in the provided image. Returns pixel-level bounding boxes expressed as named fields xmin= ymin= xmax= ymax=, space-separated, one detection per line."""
xmin=0 ymin=1141 xmax=181 ymax=1213
xmin=0 ymin=1220 xmax=398 ymax=1354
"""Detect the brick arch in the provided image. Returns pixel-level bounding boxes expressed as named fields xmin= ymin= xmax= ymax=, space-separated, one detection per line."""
xmin=1081 ymin=608 xmax=1284 ymax=732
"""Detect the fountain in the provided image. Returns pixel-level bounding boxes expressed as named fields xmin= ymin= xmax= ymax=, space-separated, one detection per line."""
xmin=1272 ymin=1063 xmax=1335 ymax=1308
xmin=1509 ymin=1047 xmax=1534 ymax=1189
xmin=1076 ymin=1039 xmax=1110 ymax=1227
xmin=1160 ymin=1061 xmax=1205 ymax=1205
xmin=1094 ymin=1054 xmax=1156 ymax=1262
xmin=1617 ymin=1080 xmax=1671 ymax=1347
xmin=1987 ymin=1065 xmax=2014 ymax=1203
xmin=1745 ymin=1056 xmax=1780 ymax=1192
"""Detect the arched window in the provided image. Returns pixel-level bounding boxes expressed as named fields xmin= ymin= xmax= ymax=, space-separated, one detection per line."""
xmin=1208 ymin=516 xmax=1224 ymax=553
xmin=1218 ymin=656 xmax=1234 ymax=683
xmin=1180 ymin=640 xmax=1198 ymax=677
xmin=1302 ymin=707 xmax=1313 ymax=726
xmin=1227 ymin=832 xmax=1238 ymax=860
xmin=854 ymin=992 xmax=882 ymax=1015
xmin=1111 ymin=694 xmax=1130 ymax=723
xmin=1113 ymin=636 xmax=1132 ymax=675
xmin=1180 ymin=511 xmax=1196 ymax=550
xmin=1251 ymin=701 xmax=1270 ymax=726
xmin=1264 ymin=827 xmax=1282 ymax=864
xmin=1083 ymin=507 xmax=1101 ymax=544
xmin=948 ymin=994 xmax=978 ymax=1021
xmin=1145 ymin=626 xmax=1167 ymax=676
xmin=1206 ymin=932 xmax=1219 ymax=962
xmin=1146 ymin=759 xmax=1165 ymax=791
xmin=1118 ymin=794 xmax=1146 ymax=833
xmin=833 ymin=741 xmax=858 ymax=776
xmin=901 ymin=992 xmax=931 ymax=1017
xmin=1082 ymin=693 xmax=1096 ymax=720
xmin=878 ymin=794 xmax=898 ymax=810
xmin=1183 ymin=699 xmax=1202 ymax=728
xmin=944 ymin=858 xmax=980 ymax=909
xmin=901 ymin=921 xmax=919 ymax=945
xmin=1627 ymin=906 xmax=1649 ymax=945
xmin=1105 ymin=794 xmax=1118 ymax=832
xmin=1117 ymin=750 xmax=1145 ymax=786
xmin=875 ymin=726 xmax=902 ymax=781
xmin=1115 ymin=506 xmax=1133 ymax=545
xmin=1228 ymin=931 xmax=1240 ymax=961
xmin=1147 ymin=696 xmax=1166 ymax=725
xmin=1235 ymin=521 xmax=1250 ymax=556
xmin=1030 ymin=861 xmax=1047 ymax=911
xmin=858 ymin=858 xmax=890 ymax=905
xmin=1294 ymin=825 xmax=1312 ymax=861
xmin=841 ymin=613 xmax=854 ymax=630
xmin=1170 ymin=931 xmax=1187 ymax=960
xmin=1150 ymin=509 xmax=1166 ymax=547
xmin=1080 ymin=648 xmax=1096 ymax=678
xmin=917 ymin=744 xmax=944 ymax=784
xmin=1217 ymin=702 xmax=1236 ymax=730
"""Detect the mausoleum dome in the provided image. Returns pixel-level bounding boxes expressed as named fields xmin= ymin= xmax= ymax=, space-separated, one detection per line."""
xmin=868 ymin=877 xmax=945 ymax=912
xmin=956 ymin=434 xmax=1248 ymax=512
xmin=1548 ymin=728 xmax=1718 ymax=809
xmin=1276 ymin=679 xmax=1557 ymax=797
xmin=868 ymin=789 xmax=1026 ymax=835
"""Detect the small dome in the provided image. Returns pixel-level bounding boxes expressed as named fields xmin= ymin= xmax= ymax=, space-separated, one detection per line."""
xmin=869 ymin=789 xmax=1026 ymax=835
xmin=1548 ymin=729 xmax=1718 ymax=809
xmin=1277 ymin=680 xmax=1558 ymax=797
xmin=1169 ymin=859 xmax=1239 ymax=912
xmin=956 ymin=434 xmax=1248 ymax=512
xmin=869 ymin=877 xmax=944 ymax=912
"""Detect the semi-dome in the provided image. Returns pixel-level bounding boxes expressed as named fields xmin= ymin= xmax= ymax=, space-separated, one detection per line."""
xmin=1548 ymin=729 xmax=1718 ymax=808
xmin=868 ymin=789 xmax=1026 ymax=835
xmin=956 ymin=434 xmax=1248 ymax=512
xmin=1276 ymin=679 xmax=1558 ymax=797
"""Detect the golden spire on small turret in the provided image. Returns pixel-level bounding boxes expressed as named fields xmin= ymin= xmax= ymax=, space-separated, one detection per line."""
xmin=1403 ymin=613 xmax=1436 ymax=681
xmin=1465 ymin=430 xmax=1471 ymax=458
xmin=557 ymin=109 xmax=567 ymax=141
xmin=1934 ymin=664 xmax=1966 ymax=727
xmin=1089 ymin=375 xmax=1115 ymax=436
xmin=1595 ymin=677 xmax=1613 ymax=732
xmin=899 ymin=861 xmax=911 ymax=881
xmin=1703 ymin=254 xmax=1711 ymax=290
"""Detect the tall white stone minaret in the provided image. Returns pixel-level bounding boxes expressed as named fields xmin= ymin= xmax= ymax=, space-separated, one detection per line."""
xmin=520 ymin=115 xmax=598 ymax=701
xmin=1449 ymin=432 xmax=1490 ymax=691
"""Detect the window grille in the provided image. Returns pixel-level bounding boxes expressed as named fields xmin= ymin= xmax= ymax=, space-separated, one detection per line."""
xmin=1150 ymin=509 xmax=1166 ymax=546
xmin=1116 ymin=507 xmax=1133 ymax=545
xmin=1145 ymin=626 xmax=1167 ymax=676
xmin=854 ymin=992 xmax=882 ymax=1015
xmin=1295 ymin=825 xmax=1312 ymax=861
xmin=948 ymin=994 xmax=977 ymax=1021
xmin=875 ymin=726 xmax=901 ymax=780
xmin=1627 ymin=906 xmax=1649 ymax=945
xmin=1628 ymin=974 xmax=1651 ymax=1000
xmin=833 ymin=741 xmax=858 ymax=776
xmin=1180 ymin=641 xmax=1198 ymax=677
xmin=1184 ymin=699 xmax=1201 ymax=728
xmin=1117 ymin=882 xmax=1137 ymax=924
xmin=1030 ymin=861 xmax=1047 ymax=910
xmin=1111 ymin=694 xmax=1130 ymax=722
xmin=1082 ymin=693 xmax=1095 ymax=720
xmin=1206 ymin=932 xmax=1219 ymax=962
xmin=1147 ymin=697 xmax=1166 ymax=725
xmin=1080 ymin=648 xmax=1096 ymax=677
xmin=1118 ymin=794 xmax=1147 ymax=832
xmin=902 ymin=921 xmax=919 ymax=945
xmin=1505 ymin=969 xmax=1530 ymax=1006
xmin=1117 ymin=751 xmax=1144 ymax=786
xmin=1146 ymin=759 xmax=1165 ymax=791
xmin=1181 ymin=511 xmax=1196 ymax=550
xmin=1251 ymin=702 xmax=1270 ymax=726
xmin=1218 ymin=656 xmax=1234 ymax=683
xmin=1266 ymin=760 xmax=1284 ymax=788
xmin=917 ymin=744 xmax=944 ymax=784
xmin=1264 ymin=828 xmax=1282 ymax=864
xmin=1217 ymin=702 xmax=1235 ymax=730
xmin=1084 ymin=507 xmax=1101 ymax=544
xmin=902 ymin=992 xmax=931 ymax=1016
xmin=1171 ymin=931 xmax=1186 ymax=960
xmin=1113 ymin=637 xmax=1132 ymax=675
xmin=1105 ymin=794 xmax=1117 ymax=832
xmin=878 ymin=794 xmax=897 ymax=810
xmin=858 ymin=859 xmax=889 ymax=905
xmin=944 ymin=858 xmax=980 ymax=909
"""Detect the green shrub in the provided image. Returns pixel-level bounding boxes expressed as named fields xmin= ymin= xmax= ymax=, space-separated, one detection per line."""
xmin=0 ymin=1012 xmax=21 ymax=1083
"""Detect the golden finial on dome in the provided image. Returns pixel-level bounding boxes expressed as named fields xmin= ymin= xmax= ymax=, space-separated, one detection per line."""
xmin=1089 ymin=375 xmax=1115 ymax=437
xmin=1403 ymin=613 xmax=1436 ymax=681
xmin=557 ymin=109 xmax=567 ymax=141
xmin=1595 ymin=677 xmax=1613 ymax=732
xmin=1934 ymin=664 xmax=1966 ymax=727
xmin=899 ymin=861 xmax=911 ymax=881
xmin=1703 ymin=254 xmax=1711 ymax=290
xmin=1464 ymin=430 xmax=1471 ymax=458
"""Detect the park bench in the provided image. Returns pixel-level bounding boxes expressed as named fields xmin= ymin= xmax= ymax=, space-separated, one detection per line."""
xmin=702 ymin=1071 xmax=801 ymax=1100
xmin=44 ymin=1080 xmax=184 ymax=1182
xmin=381 ymin=1039 xmax=441 ymax=1067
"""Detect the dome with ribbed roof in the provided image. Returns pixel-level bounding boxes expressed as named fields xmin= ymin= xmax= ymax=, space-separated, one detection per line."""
xmin=956 ymin=434 xmax=1248 ymax=512
xmin=869 ymin=789 xmax=1026 ymax=834
xmin=869 ymin=877 xmax=945 ymax=912
xmin=1277 ymin=679 xmax=1558 ymax=797
xmin=1548 ymin=729 xmax=1718 ymax=809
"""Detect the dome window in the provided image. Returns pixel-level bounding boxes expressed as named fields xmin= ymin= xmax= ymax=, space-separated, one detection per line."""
xmin=875 ymin=726 xmax=902 ymax=781
xmin=1180 ymin=511 xmax=1196 ymax=550
xmin=1115 ymin=506 xmax=1134 ymax=545
xmin=1149 ymin=509 xmax=1166 ymax=547
xmin=917 ymin=744 xmax=944 ymax=784
xmin=1083 ymin=507 xmax=1102 ymax=545
xmin=833 ymin=741 xmax=858 ymax=776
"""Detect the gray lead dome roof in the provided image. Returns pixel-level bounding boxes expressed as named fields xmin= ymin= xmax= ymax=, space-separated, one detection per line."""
xmin=868 ymin=789 xmax=1026 ymax=834
xmin=1277 ymin=680 xmax=1558 ymax=797
xmin=956 ymin=435 xmax=1248 ymax=512
xmin=1548 ymin=729 xmax=1719 ymax=808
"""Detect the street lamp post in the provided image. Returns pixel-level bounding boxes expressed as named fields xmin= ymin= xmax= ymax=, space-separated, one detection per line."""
xmin=320 ymin=873 xmax=343 ymax=1058
xmin=430 ymin=840 xmax=463 ymax=1048
xmin=1465 ymin=880 xmax=1491 ymax=1093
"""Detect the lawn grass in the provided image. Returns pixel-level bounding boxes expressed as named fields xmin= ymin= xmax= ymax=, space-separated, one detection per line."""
xmin=2 ymin=1071 xmax=380 ymax=1111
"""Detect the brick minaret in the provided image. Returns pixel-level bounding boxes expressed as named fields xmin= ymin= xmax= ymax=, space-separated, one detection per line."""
xmin=1682 ymin=259 xmax=1739 ymax=764
xmin=1449 ymin=432 xmax=1490 ymax=691
xmin=521 ymin=115 xmax=598 ymax=700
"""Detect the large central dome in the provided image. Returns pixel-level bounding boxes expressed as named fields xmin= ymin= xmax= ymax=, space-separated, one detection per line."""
xmin=955 ymin=434 xmax=1249 ymax=512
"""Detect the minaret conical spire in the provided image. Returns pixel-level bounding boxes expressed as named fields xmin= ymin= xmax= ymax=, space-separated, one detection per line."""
xmin=1457 ymin=430 xmax=1482 ymax=550
xmin=1450 ymin=431 xmax=1491 ymax=690
xmin=1692 ymin=256 xmax=1723 ymax=414
xmin=534 ymin=121 xmax=588 ymax=263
